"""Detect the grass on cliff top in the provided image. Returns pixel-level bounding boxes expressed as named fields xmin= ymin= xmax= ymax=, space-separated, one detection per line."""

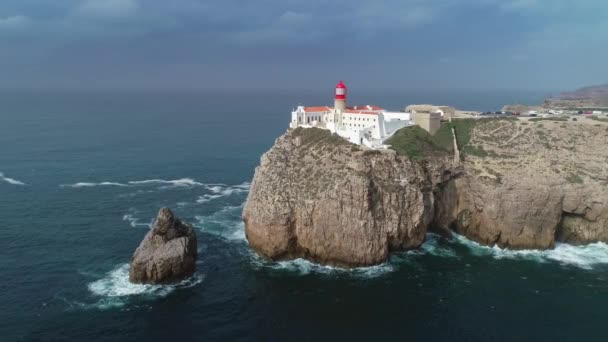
xmin=386 ymin=123 xmax=453 ymax=160
xmin=451 ymin=117 xmax=518 ymax=158
xmin=529 ymin=117 xmax=569 ymax=122
xmin=590 ymin=115 xmax=608 ymax=123
xmin=291 ymin=127 xmax=349 ymax=147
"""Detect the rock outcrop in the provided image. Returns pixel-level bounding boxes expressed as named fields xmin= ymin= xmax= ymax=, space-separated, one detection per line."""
xmin=129 ymin=208 xmax=197 ymax=284
xmin=243 ymin=127 xmax=453 ymax=267
xmin=244 ymin=119 xmax=608 ymax=267
xmin=440 ymin=117 xmax=608 ymax=248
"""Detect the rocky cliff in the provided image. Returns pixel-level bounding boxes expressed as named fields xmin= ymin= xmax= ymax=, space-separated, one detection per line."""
xmin=443 ymin=117 xmax=608 ymax=248
xmin=243 ymin=119 xmax=608 ymax=266
xmin=129 ymin=208 xmax=197 ymax=284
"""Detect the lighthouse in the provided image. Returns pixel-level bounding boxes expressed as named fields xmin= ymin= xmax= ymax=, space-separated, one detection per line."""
xmin=334 ymin=80 xmax=347 ymax=111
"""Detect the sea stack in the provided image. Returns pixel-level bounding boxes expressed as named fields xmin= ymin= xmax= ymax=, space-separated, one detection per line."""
xmin=129 ymin=208 xmax=197 ymax=284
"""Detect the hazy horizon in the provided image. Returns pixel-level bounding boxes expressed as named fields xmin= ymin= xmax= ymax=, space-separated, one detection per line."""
xmin=1 ymin=1 xmax=607 ymax=92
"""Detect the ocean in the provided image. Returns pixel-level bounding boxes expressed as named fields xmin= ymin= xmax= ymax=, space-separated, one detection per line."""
xmin=2 ymin=89 xmax=607 ymax=341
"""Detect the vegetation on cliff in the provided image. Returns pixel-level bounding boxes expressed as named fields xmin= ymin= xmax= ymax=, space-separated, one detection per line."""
xmin=291 ymin=126 xmax=349 ymax=147
xmin=386 ymin=123 xmax=453 ymax=159
xmin=590 ymin=115 xmax=608 ymax=123
xmin=387 ymin=118 xmax=519 ymax=160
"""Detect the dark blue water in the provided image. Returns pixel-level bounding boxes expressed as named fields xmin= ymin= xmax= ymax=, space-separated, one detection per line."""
xmin=2 ymin=89 xmax=607 ymax=342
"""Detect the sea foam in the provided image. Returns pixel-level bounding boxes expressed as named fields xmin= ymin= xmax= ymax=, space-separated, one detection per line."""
xmin=62 ymin=178 xmax=206 ymax=188
xmin=194 ymin=205 xmax=246 ymax=241
xmin=86 ymin=264 xmax=203 ymax=309
xmin=128 ymin=178 xmax=203 ymax=187
xmin=122 ymin=213 xmax=152 ymax=228
xmin=453 ymin=234 xmax=608 ymax=269
xmin=197 ymin=182 xmax=251 ymax=203
xmin=248 ymin=251 xmax=395 ymax=278
xmin=64 ymin=182 xmax=128 ymax=188
xmin=0 ymin=172 xmax=26 ymax=185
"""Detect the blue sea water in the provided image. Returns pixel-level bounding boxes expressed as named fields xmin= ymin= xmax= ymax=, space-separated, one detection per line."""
xmin=1 ymin=89 xmax=607 ymax=341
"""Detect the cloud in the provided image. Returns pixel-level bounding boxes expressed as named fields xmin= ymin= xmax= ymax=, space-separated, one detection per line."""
xmin=0 ymin=15 xmax=30 ymax=30
xmin=75 ymin=0 xmax=140 ymax=19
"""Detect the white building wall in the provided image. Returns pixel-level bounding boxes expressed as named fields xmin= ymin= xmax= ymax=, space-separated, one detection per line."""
xmin=383 ymin=112 xmax=411 ymax=121
xmin=290 ymin=105 xmax=412 ymax=148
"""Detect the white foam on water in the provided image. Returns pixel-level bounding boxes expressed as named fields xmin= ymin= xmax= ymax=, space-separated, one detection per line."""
xmin=249 ymin=253 xmax=395 ymax=278
xmin=122 ymin=213 xmax=151 ymax=228
xmin=196 ymin=194 xmax=225 ymax=203
xmin=419 ymin=234 xmax=459 ymax=258
xmin=62 ymin=182 xmax=128 ymax=188
xmin=194 ymin=205 xmax=246 ymax=241
xmin=0 ymin=172 xmax=26 ymax=185
xmin=197 ymin=182 xmax=251 ymax=203
xmin=453 ymin=234 xmax=608 ymax=270
xmin=128 ymin=178 xmax=203 ymax=187
xmin=62 ymin=178 xmax=206 ymax=188
xmin=86 ymin=264 xmax=204 ymax=309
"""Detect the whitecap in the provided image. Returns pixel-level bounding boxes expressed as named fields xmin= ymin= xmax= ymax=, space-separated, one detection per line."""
xmin=249 ymin=253 xmax=394 ymax=278
xmin=0 ymin=172 xmax=26 ymax=185
xmin=454 ymin=234 xmax=608 ymax=269
xmin=128 ymin=178 xmax=203 ymax=187
xmin=62 ymin=179 xmax=249 ymax=195
xmin=196 ymin=194 xmax=225 ymax=203
xmin=62 ymin=182 xmax=128 ymax=188
xmin=122 ymin=213 xmax=151 ymax=228
xmin=419 ymin=234 xmax=459 ymax=258
xmin=194 ymin=205 xmax=246 ymax=241
xmin=196 ymin=183 xmax=250 ymax=203
xmin=87 ymin=264 xmax=203 ymax=304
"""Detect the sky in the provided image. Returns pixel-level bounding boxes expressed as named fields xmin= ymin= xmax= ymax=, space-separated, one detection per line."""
xmin=0 ymin=0 xmax=607 ymax=92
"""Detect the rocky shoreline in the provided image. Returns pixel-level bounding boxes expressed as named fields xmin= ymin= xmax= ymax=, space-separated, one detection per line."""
xmin=243 ymin=119 xmax=608 ymax=267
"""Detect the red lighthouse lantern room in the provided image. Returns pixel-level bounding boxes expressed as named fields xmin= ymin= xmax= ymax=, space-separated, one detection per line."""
xmin=335 ymin=80 xmax=347 ymax=100
xmin=334 ymin=81 xmax=347 ymax=111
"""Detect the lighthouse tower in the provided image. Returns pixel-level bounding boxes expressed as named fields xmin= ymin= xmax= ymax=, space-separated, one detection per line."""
xmin=334 ymin=80 xmax=347 ymax=111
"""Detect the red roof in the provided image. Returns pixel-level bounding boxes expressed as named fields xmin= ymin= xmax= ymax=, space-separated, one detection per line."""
xmin=303 ymin=106 xmax=331 ymax=112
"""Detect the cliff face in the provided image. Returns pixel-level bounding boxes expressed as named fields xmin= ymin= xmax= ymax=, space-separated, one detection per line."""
xmin=443 ymin=118 xmax=608 ymax=248
xmin=243 ymin=128 xmax=452 ymax=267
xmin=244 ymin=119 xmax=608 ymax=266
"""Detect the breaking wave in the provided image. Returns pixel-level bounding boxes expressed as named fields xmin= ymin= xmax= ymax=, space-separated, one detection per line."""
xmin=453 ymin=234 xmax=608 ymax=269
xmin=419 ymin=234 xmax=459 ymax=258
xmin=61 ymin=178 xmax=204 ymax=188
xmin=64 ymin=182 xmax=128 ymax=188
xmin=128 ymin=178 xmax=203 ymax=187
xmin=122 ymin=213 xmax=151 ymax=228
xmin=251 ymin=256 xmax=395 ymax=278
xmin=0 ymin=172 xmax=26 ymax=185
xmin=197 ymin=182 xmax=250 ymax=203
xmin=85 ymin=264 xmax=203 ymax=309
xmin=194 ymin=205 xmax=245 ymax=241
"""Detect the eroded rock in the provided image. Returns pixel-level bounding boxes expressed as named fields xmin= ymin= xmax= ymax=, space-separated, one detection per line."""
xmin=129 ymin=208 xmax=197 ymax=284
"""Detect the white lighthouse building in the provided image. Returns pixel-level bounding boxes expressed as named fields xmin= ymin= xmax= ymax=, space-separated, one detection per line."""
xmin=290 ymin=81 xmax=412 ymax=148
